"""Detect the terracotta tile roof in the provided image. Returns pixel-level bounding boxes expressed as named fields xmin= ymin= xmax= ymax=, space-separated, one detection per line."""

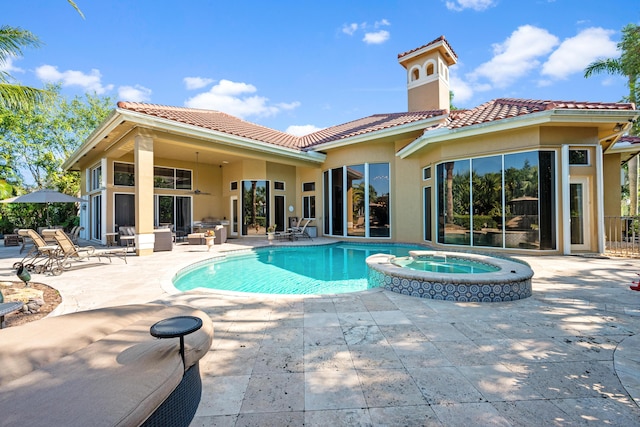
xmin=117 ymin=101 xmax=445 ymax=150
xmin=117 ymin=99 xmax=635 ymax=153
xmin=448 ymin=98 xmax=636 ymax=129
xmin=117 ymin=102 xmax=301 ymax=148
xmin=300 ymin=110 xmax=446 ymax=147
xmin=620 ymin=135 xmax=640 ymax=144
xmin=397 ymin=35 xmax=458 ymax=61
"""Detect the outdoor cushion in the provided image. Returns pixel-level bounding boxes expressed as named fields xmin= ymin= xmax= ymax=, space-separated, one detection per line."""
xmin=0 ymin=303 xmax=213 ymax=427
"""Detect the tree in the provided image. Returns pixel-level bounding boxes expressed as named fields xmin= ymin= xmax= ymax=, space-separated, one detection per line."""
xmin=0 ymin=84 xmax=113 ymax=188
xmin=0 ymin=85 xmax=113 ymax=230
xmin=584 ymin=23 xmax=640 ymax=215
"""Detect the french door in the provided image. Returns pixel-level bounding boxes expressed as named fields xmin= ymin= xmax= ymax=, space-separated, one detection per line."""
xmin=569 ymin=177 xmax=590 ymax=251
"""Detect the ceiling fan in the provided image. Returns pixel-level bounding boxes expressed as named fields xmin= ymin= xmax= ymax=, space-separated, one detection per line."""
xmin=190 ymin=152 xmax=211 ymax=195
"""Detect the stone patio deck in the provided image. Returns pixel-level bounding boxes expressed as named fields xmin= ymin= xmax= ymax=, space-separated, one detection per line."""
xmin=1 ymin=237 xmax=639 ymax=426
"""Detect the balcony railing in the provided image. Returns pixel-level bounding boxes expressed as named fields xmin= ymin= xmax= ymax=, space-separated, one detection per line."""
xmin=604 ymin=216 xmax=640 ymax=257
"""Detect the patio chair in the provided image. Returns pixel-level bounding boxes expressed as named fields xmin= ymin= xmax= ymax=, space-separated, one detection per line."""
xmin=42 ymin=229 xmax=127 ymax=272
xmin=290 ymin=218 xmax=312 ymax=240
xmin=118 ymin=226 xmax=136 ymax=251
xmin=13 ymin=229 xmax=59 ymax=274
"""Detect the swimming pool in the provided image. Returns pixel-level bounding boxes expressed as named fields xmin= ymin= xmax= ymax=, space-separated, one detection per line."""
xmin=173 ymin=242 xmax=426 ymax=295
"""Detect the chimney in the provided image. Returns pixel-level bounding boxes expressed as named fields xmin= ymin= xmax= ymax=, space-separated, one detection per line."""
xmin=398 ymin=36 xmax=458 ymax=112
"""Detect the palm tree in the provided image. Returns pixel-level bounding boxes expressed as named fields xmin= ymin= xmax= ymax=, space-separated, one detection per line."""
xmin=1 ymin=1 xmax=83 ymax=110
xmin=0 ymin=25 xmax=48 ymax=110
xmin=584 ymin=23 xmax=640 ymax=215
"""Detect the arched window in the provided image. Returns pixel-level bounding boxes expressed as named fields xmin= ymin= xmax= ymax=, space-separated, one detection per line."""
xmin=426 ymin=62 xmax=435 ymax=76
xmin=410 ymin=67 xmax=420 ymax=82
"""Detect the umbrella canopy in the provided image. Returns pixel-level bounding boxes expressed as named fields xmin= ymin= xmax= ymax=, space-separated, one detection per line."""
xmin=0 ymin=189 xmax=85 ymax=227
xmin=0 ymin=189 xmax=84 ymax=204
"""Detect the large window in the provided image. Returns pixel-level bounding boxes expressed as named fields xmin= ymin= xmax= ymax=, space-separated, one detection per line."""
xmin=324 ymin=163 xmax=390 ymax=238
xmin=154 ymin=166 xmax=192 ymax=190
xmin=114 ymin=162 xmax=134 ymax=186
xmin=115 ymin=193 xmax=135 ymax=226
xmin=347 ymin=164 xmax=365 ymax=236
xmin=155 ymin=195 xmax=191 ymax=234
xmin=90 ymin=164 xmax=102 ymax=191
xmin=438 ymin=160 xmax=471 ymax=245
xmin=436 ymin=151 xmax=555 ymax=250
xmin=472 ymin=156 xmax=503 ymax=248
xmin=303 ymin=196 xmax=316 ymax=219
xmin=302 ymin=182 xmax=316 ymax=219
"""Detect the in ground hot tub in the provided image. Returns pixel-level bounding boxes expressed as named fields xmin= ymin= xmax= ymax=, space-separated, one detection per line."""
xmin=367 ymin=251 xmax=533 ymax=302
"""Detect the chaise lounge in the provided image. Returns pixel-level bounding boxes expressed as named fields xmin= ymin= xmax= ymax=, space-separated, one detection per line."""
xmin=0 ymin=303 xmax=213 ymax=426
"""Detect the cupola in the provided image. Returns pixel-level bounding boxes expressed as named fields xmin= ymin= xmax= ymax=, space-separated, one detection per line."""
xmin=398 ymin=36 xmax=458 ymax=112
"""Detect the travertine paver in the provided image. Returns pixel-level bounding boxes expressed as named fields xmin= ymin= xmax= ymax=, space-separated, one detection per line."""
xmin=1 ymin=238 xmax=639 ymax=426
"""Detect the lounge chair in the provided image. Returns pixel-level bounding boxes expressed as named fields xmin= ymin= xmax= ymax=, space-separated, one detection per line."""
xmin=42 ymin=229 xmax=127 ymax=273
xmin=13 ymin=229 xmax=59 ymax=274
xmin=290 ymin=218 xmax=312 ymax=240
xmin=66 ymin=225 xmax=84 ymax=244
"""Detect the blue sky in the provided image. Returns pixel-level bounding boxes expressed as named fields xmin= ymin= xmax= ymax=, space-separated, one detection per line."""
xmin=3 ymin=0 xmax=639 ymax=135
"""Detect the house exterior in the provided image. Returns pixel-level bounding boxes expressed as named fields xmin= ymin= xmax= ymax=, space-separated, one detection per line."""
xmin=63 ymin=36 xmax=639 ymax=256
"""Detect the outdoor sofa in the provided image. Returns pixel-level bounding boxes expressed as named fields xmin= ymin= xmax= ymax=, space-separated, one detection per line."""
xmin=0 ymin=303 xmax=213 ymax=426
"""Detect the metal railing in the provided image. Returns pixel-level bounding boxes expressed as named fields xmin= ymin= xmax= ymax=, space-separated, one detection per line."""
xmin=604 ymin=215 xmax=640 ymax=257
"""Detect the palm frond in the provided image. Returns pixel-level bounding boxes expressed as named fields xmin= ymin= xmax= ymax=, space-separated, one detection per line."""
xmin=67 ymin=0 xmax=85 ymax=19
xmin=583 ymin=58 xmax=623 ymax=79
xmin=0 ymin=84 xmax=51 ymax=110
xmin=0 ymin=26 xmax=40 ymax=65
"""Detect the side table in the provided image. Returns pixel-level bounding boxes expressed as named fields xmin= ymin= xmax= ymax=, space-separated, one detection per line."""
xmin=150 ymin=316 xmax=203 ymax=365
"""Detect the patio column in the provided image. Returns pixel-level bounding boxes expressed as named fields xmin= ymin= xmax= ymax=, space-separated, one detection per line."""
xmin=134 ymin=131 xmax=155 ymax=256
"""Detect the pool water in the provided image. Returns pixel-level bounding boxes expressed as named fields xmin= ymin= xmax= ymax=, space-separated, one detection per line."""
xmin=173 ymin=243 xmax=425 ymax=295
xmin=393 ymin=256 xmax=500 ymax=274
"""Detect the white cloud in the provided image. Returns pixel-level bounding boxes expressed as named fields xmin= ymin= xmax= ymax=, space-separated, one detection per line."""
xmin=445 ymin=0 xmax=497 ymax=11
xmin=184 ymin=79 xmax=300 ymax=118
xmin=35 ymin=64 xmax=114 ymax=94
xmin=363 ymin=30 xmax=390 ymax=45
xmin=342 ymin=20 xmax=391 ymax=44
xmin=184 ymin=76 xmax=214 ymax=90
xmin=0 ymin=56 xmax=23 ymax=73
xmin=469 ymin=25 xmax=559 ymax=88
xmin=450 ymin=74 xmax=474 ymax=104
xmin=541 ymin=27 xmax=617 ymax=79
xmin=118 ymin=85 xmax=152 ymax=102
xmin=342 ymin=23 xmax=360 ymax=36
xmin=285 ymin=124 xmax=324 ymax=136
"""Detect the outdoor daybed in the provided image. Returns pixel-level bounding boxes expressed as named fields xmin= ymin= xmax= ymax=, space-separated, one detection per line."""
xmin=0 ymin=303 xmax=213 ymax=426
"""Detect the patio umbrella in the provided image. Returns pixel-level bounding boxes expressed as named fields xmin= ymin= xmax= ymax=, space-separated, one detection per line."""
xmin=0 ymin=189 xmax=85 ymax=204
xmin=0 ymin=189 xmax=85 ymax=226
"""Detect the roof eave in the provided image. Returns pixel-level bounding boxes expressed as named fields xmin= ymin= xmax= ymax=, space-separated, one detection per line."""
xmin=398 ymin=109 xmax=640 ymax=159
xmin=65 ymin=109 xmax=326 ymax=169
